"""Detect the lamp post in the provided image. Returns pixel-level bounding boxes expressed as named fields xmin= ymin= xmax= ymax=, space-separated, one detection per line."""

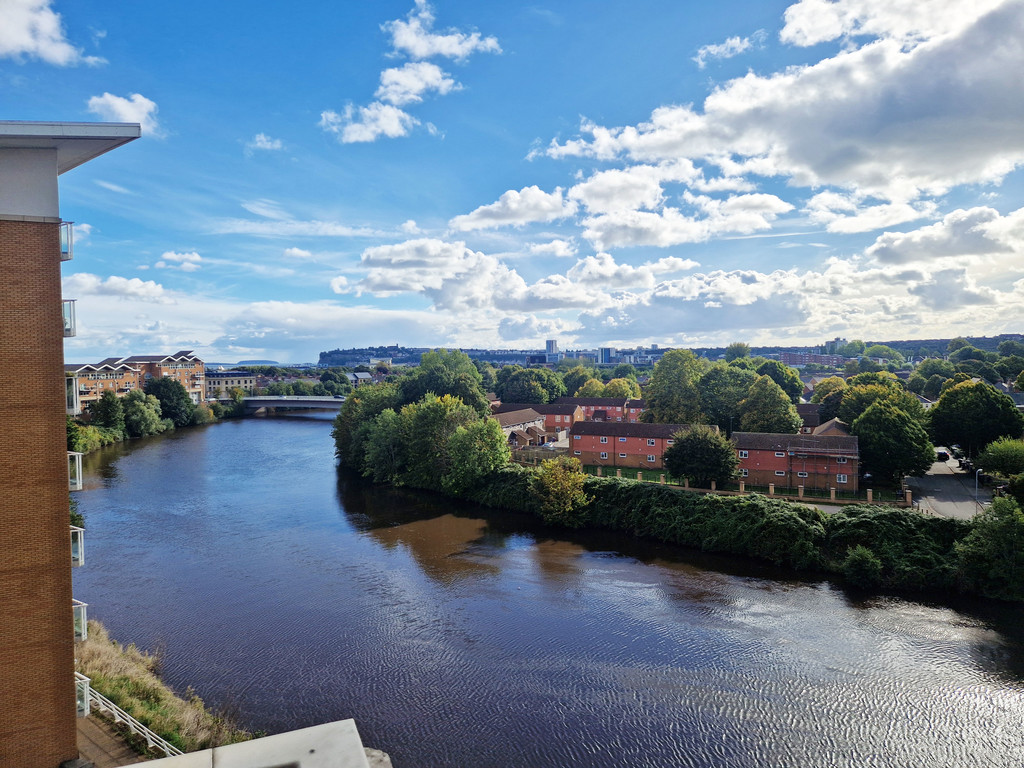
xmin=976 ymin=468 xmax=983 ymax=508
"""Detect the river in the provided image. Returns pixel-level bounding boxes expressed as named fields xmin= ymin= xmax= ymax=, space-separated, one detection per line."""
xmin=72 ymin=413 xmax=1024 ymax=767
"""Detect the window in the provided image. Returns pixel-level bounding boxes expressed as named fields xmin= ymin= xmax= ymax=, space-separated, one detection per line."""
xmin=600 ymin=437 xmax=608 ymax=443
xmin=647 ymin=439 xmax=656 ymax=446
xmin=666 ymin=439 xmax=674 ymax=445
xmin=775 ymin=470 xmax=786 ymax=476
xmin=574 ymin=450 xmax=581 ymax=456
xmin=836 ymin=474 xmax=848 ymax=484
xmin=797 ymin=471 xmax=808 ymax=478
xmin=619 ymin=453 xmax=627 ymax=458
xmin=837 ymin=457 xmax=848 ymax=464
xmin=600 ymin=452 xmax=608 ymax=459
xmin=555 ymin=415 xmax=561 ymax=422
xmin=739 ymin=469 xmax=748 ymax=477
xmin=738 ymin=450 xmax=748 ymax=458
xmin=775 ymin=451 xmax=786 ymax=457
xmin=573 ymin=434 xmax=580 ymax=440
xmin=619 ymin=437 xmax=627 ymax=442
xmin=616 ymin=417 xmax=622 ymax=422
xmin=630 ymin=408 xmax=636 ymax=414
xmin=647 ymin=455 xmax=656 ymax=463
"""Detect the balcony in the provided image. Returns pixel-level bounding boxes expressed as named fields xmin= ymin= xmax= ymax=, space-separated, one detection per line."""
xmin=75 ymin=673 xmax=91 ymax=717
xmin=60 ymin=221 xmax=74 ymax=261
xmin=66 ymin=376 xmax=81 ymax=415
xmin=62 ymin=299 xmax=76 ymax=337
xmin=73 ymin=599 xmax=88 ymax=641
xmin=68 ymin=451 xmax=83 ymax=492
xmin=70 ymin=525 xmax=85 ymax=567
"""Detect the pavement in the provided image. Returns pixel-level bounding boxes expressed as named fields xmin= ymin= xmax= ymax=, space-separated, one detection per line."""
xmin=904 ymin=452 xmax=991 ymax=520
xmin=78 ymin=715 xmax=146 ymax=766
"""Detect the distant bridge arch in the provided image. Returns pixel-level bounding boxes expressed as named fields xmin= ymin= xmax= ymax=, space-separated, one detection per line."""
xmin=242 ymin=395 xmax=345 ymax=412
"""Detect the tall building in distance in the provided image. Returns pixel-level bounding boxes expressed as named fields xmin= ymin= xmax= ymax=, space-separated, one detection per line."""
xmin=545 ymin=339 xmax=559 ymax=355
xmin=0 ymin=121 xmax=140 ymax=768
xmin=598 ymin=347 xmax=614 ymax=365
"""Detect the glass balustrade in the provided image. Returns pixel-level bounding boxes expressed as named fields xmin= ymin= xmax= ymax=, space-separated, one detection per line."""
xmin=66 ymin=375 xmax=80 ymax=415
xmin=62 ymin=299 xmax=76 ymax=337
xmin=75 ymin=673 xmax=91 ymax=717
xmin=70 ymin=525 xmax=84 ymax=567
xmin=60 ymin=221 xmax=73 ymax=261
xmin=68 ymin=451 xmax=83 ymax=492
xmin=73 ymin=599 xmax=88 ymax=641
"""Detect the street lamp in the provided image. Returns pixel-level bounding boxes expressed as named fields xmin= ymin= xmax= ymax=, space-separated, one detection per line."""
xmin=976 ymin=468 xmax=983 ymax=507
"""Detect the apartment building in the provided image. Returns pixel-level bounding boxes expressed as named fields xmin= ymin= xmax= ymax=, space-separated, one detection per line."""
xmin=492 ymin=401 xmax=584 ymax=434
xmin=206 ymin=369 xmax=257 ymax=399
xmin=119 ymin=350 xmax=205 ymax=403
xmin=554 ymin=397 xmax=646 ymax=422
xmin=65 ymin=360 xmax=142 ymax=406
xmin=733 ymin=432 xmax=860 ymax=491
xmin=0 ymin=121 xmax=139 ymax=768
xmin=570 ymin=421 xmax=696 ymax=469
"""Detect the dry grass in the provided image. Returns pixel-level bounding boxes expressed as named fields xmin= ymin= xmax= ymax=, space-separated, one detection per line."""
xmin=76 ymin=620 xmax=252 ymax=752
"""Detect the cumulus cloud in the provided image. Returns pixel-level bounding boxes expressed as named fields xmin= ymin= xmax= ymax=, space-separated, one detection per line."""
xmin=498 ymin=315 xmax=570 ymax=342
xmin=449 ymin=186 xmax=578 ymax=231
xmin=529 ymin=239 xmax=577 ymax=258
xmin=244 ymin=133 xmax=284 ymax=155
xmin=87 ymin=92 xmax=160 ymax=136
xmin=0 ymin=0 xmax=104 ymax=66
xmin=693 ymin=31 xmax=765 ymax=69
xmin=283 ymin=247 xmax=313 ymax=259
xmin=865 ymin=206 xmax=1021 ymax=264
xmin=155 ymin=250 xmax=202 ymax=272
xmin=62 ymin=273 xmax=168 ymax=301
xmin=906 ymin=268 xmax=997 ymax=309
xmin=321 ymin=1 xmax=499 ymax=144
xmin=805 ymin=191 xmax=937 ymax=233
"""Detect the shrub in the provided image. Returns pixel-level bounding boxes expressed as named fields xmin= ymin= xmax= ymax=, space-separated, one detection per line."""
xmin=843 ymin=545 xmax=884 ymax=587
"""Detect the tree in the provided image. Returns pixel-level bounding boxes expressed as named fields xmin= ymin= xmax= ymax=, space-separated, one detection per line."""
xmin=929 ymin=380 xmax=1024 ymax=456
xmin=332 ymin=382 xmax=402 ymax=468
xmin=810 ymin=376 xmax=846 ymax=404
xmin=916 ymin=358 xmax=956 ymax=379
xmin=738 ymin=376 xmax=802 ymax=433
xmin=89 ymin=390 xmax=125 ymax=434
xmin=839 ymin=382 xmax=924 ymax=427
xmin=835 ymin=339 xmax=866 ymax=358
xmin=360 ymin=408 xmax=407 ymax=484
xmin=603 ymin=377 xmax=641 ymax=399
xmin=1017 ymin=369 xmax=1024 ymax=392
xmin=906 ymin=372 xmax=926 ymax=394
xmin=955 ymin=497 xmax=1024 ymax=600
xmin=401 ymin=349 xmax=490 ymax=415
xmin=144 ymin=378 xmax=195 ymax=428
xmin=724 ymin=342 xmax=751 ymax=362
xmin=612 ymin=363 xmax=638 ymax=379
xmin=996 ymin=355 xmax=1024 ymax=381
xmin=398 ymin=393 xmax=479 ymax=491
xmin=642 ymin=349 xmax=705 ymax=423
xmin=851 ymin=399 xmax=934 ymax=484
xmin=574 ymin=378 xmax=606 ymax=397
xmin=976 ymin=437 xmax=1024 ymax=477
xmin=998 ymin=340 xmax=1024 ymax=358
xmin=863 ymin=344 xmax=904 ymax=364
xmin=442 ymin=418 xmax=511 ymax=495
xmin=533 ymin=456 xmax=591 ymax=527
xmin=922 ymin=374 xmax=948 ymax=400
xmin=755 ymin=360 xmax=802 ymax=404
xmin=502 ymin=374 xmax=548 ymax=404
xmin=662 ymin=424 xmax=738 ymax=488
xmin=122 ymin=389 xmax=167 ymax=438
xmin=562 ymin=366 xmax=595 ymax=398
xmin=949 ymin=345 xmax=986 ymax=363
xmin=947 ymin=336 xmax=971 ymax=354
xmin=697 ymin=364 xmax=757 ymax=436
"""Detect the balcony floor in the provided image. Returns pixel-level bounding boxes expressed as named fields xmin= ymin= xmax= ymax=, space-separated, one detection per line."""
xmin=78 ymin=715 xmax=145 ymax=766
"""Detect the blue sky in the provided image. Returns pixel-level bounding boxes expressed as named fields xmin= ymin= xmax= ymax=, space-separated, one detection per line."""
xmin=4 ymin=0 xmax=1024 ymax=363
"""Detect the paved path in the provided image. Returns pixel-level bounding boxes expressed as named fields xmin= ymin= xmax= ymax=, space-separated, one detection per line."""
xmin=78 ymin=715 xmax=146 ymax=767
xmin=905 ymin=455 xmax=991 ymax=520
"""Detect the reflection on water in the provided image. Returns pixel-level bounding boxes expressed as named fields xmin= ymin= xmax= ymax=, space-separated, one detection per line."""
xmin=74 ymin=414 xmax=1024 ymax=768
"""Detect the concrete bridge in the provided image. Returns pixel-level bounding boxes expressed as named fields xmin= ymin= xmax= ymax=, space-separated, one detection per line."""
xmin=242 ymin=395 xmax=345 ymax=412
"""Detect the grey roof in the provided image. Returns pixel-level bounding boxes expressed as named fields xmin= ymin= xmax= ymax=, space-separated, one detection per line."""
xmin=570 ymin=422 xmax=700 ymax=439
xmin=0 ymin=121 xmax=140 ymax=173
xmin=494 ymin=409 xmax=544 ymax=428
xmin=555 ymin=397 xmax=630 ymax=407
xmin=493 ymin=402 xmax=583 ymax=415
xmin=732 ymin=431 xmax=858 ymax=455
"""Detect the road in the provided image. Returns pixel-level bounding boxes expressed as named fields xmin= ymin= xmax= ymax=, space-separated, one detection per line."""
xmin=905 ymin=452 xmax=991 ymax=520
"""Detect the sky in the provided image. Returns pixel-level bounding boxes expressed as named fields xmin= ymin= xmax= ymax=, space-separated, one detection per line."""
xmin=3 ymin=0 xmax=1024 ymax=363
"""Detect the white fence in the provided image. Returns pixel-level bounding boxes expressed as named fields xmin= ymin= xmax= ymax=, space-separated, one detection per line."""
xmin=87 ymin=685 xmax=185 ymax=757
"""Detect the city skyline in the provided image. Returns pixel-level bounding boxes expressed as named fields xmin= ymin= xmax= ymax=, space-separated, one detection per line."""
xmin=4 ymin=0 xmax=1024 ymax=363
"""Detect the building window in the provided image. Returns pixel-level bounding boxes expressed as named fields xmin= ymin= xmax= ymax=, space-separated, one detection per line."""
xmin=775 ymin=451 xmax=786 ymax=457
xmin=619 ymin=437 xmax=627 ymax=442
xmin=600 ymin=436 xmax=608 ymax=443
xmin=836 ymin=474 xmax=848 ymax=484
xmin=573 ymin=434 xmax=580 ymax=440
xmin=797 ymin=471 xmax=808 ymax=478
xmin=775 ymin=470 xmax=786 ymax=476
xmin=574 ymin=450 xmax=581 ymax=455
xmin=738 ymin=450 xmax=748 ymax=458
xmin=837 ymin=457 xmax=848 ymax=464
xmin=619 ymin=453 xmax=627 ymax=458
xmin=739 ymin=469 xmax=748 ymax=477
xmin=600 ymin=452 xmax=608 ymax=459
xmin=616 ymin=417 xmax=622 ymax=422
xmin=647 ymin=439 xmax=656 ymax=446
xmin=647 ymin=455 xmax=656 ymax=463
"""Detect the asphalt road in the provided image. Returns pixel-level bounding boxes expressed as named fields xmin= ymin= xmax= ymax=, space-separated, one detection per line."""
xmin=904 ymin=453 xmax=991 ymax=520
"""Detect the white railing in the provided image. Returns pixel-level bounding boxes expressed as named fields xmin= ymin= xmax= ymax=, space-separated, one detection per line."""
xmin=62 ymin=299 xmax=76 ymax=337
xmin=70 ymin=525 xmax=85 ymax=567
xmin=68 ymin=451 xmax=83 ymax=492
xmin=60 ymin=221 xmax=74 ymax=260
xmin=87 ymin=686 xmax=185 ymax=757
xmin=72 ymin=600 xmax=88 ymax=641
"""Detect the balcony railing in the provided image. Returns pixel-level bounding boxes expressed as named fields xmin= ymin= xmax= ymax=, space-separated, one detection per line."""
xmin=60 ymin=222 xmax=74 ymax=261
xmin=75 ymin=673 xmax=91 ymax=717
xmin=62 ymin=299 xmax=76 ymax=338
xmin=66 ymin=376 xmax=81 ymax=416
xmin=73 ymin=599 xmax=88 ymax=641
xmin=70 ymin=525 xmax=85 ymax=567
xmin=68 ymin=451 xmax=83 ymax=492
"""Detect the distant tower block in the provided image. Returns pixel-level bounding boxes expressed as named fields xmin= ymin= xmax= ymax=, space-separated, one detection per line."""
xmin=546 ymin=339 xmax=559 ymax=355
xmin=0 ymin=121 xmax=139 ymax=768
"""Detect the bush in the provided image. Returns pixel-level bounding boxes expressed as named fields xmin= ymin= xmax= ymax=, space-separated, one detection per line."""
xmin=842 ymin=545 xmax=884 ymax=587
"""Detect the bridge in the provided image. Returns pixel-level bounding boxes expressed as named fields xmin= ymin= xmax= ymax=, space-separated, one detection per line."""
xmin=242 ymin=395 xmax=345 ymax=412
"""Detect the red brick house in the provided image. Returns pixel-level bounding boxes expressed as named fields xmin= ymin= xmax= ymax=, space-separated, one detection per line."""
xmin=492 ymin=402 xmax=585 ymax=434
xmin=733 ymin=432 xmax=860 ymax=491
xmin=554 ymin=397 xmax=646 ymax=422
xmin=569 ymin=421 xmax=698 ymax=469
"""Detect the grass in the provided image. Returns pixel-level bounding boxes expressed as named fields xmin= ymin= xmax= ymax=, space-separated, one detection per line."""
xmin=76 ymin=620 xmax=252 ymax=754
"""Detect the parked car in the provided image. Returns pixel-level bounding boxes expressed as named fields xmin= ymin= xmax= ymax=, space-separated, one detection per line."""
xmin=935 ymin=450 xmax=950 ymax=461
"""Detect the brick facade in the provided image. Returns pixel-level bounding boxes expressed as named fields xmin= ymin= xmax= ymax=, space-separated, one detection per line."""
xmin=733 ymin=432 xmax=860 ymax=491
xmin=569 ymin=421 xmax=693 ymax=469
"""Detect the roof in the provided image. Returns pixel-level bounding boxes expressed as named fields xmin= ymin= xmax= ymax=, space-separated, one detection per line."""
xmin=511 ymin=429 xmax=533 ymax=443
xmin=732 ymin=431 xmax=858 ymax=455
xmin=570 ymin=421 xmax=700 ymax=439
xmin=796 ymin=403 xmax=821 ymax=427
xmin=493 ymin=409 xmax=544 ymax=428
xmin=0 ymin=121 xmax=140 ymax=174
xmin=493 ymin=402 xmax=582 ymax=416
xmin=554 ymin=397 xmax=629 ymax=407
xmin=812 ymin=418 xmax=850 ymax=436
xmin=120 ymin=350 xmax=199 ymax=364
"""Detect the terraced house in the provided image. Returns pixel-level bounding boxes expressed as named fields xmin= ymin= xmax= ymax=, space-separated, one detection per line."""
xmin=570 ymin=421 xmax=699 ymax=469
xmin=733 ymin=432 xmax=860 ymax=492
xmin=554 ymin=396 xmax=646 ymax=422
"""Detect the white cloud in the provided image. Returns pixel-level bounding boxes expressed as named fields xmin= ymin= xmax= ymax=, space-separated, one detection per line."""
xmin=0 ymin=0 xmax=104 ymax=66
xmin=693 ymin=31 xmax=765 ymax=69
xmin=569 ymin=162 xmax=698 ymax=215
xmin=283 ymin=247 xmax=313 ymax=259
xmin=450 ymin=186 xmax=578 ymax=231
xmin=211 ymin=217 xmax=381 ymax=238
xmin=244 ymin=133 xmax=284 ymax=155
xmin=383 ymin=0 xmax=501 ymax=61
xmin=155 ymin=250 xmax=202 ymax=272
xmin=320 ymin=103 xmax=418 ymax=144
xmin=400 ymin=219 xmax=422 ymax=234
xmin=62 ymin=272 xmax=168 ymax=302
xmin=567 ymin=253 xmax=699 ymax=290
xmin=906 ymin=268 xmax=997 ymax=310
xmin=529 ymin=239 xmax=577 ymax=258
xmin=72 ymin=222 xmax=92 ymax=242
xmin=87 ymin=92 xmax=160 ymax=136
xmin=94 ymin=180 xmax=131 ymax=194
xmin=375 ymin=61 xmax=458 ymax=105
xmin=865 ymin=206 xmax=1021 ymax=264
xmin=805 ymin=191 xmax=936 ymax=233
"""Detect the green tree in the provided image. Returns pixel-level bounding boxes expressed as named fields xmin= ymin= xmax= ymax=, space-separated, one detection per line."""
xmin=361 ymin=409 xmax=407 ymax=484
xmin=906 ymin=372 xmax=926 ymax=394
xmin=332 ymin=382 xmax=403 ymax=469
xmin=851 ymin=399 xmax=934 ymax=484
xmin=741 ymin=376 xmax=802 ymax=436
xmin=997 ymin=340 xmax=1024 ymax=358
xmin=122 ymin=389 xmax=167 ymax=438
xmin=562 ymin=365 xmax=596 ymax=398
xmin=401 ymin=349 xmax=490 ymax=415
xmin=996 ymin=355 xmax=1024 ymax=381
xmin=1017 ymin=369 xmax=1024 ymax=392
xmin=144 ymin=378 xmax=196 ymax=428
xmin=662 ymin=424 xmax=738 ymax=488
xmin=89 ymin=390 xmax=125 ymax=434
xmin=947 ymin=336 xmax=971 ymax=354
xmin=842 ymin=545 xmax=884 ymax=588
xmin=533 ymin=456 xmax=592 ymax=527
xmin=697 ymin=364 xmax=757 ymax=436
xmin=810 ymin=376 xmax=847 ymax=404
xmin=836 ymin=339 xmax=866 ymax=357
xmin=839 ymin=382 xmax=923 ymax=427
xmin=949 ymin=345 xmax=986 ymax=363
xmin=863 ymin=344 xmax=904 ymax=364
xmin=502 ymin=374 xmax=549 ymax=403
xmin=603 ymin=377 xmax=641 ymax=399
xmin=955 ymin=497 xmax=1024 ymax=600
xmin=738 ymin=376 xmax=802 ymax=433
xmin=574 ymin=378 xmax=606 ymax=397
xmin=755 ymin=360 xmax=803 ymax=404
xmin=612 ymin=363 xmax=638 ymax=379
xmin=642 ymin=349 xmax=705 ymax=423
xmin=976 ymin=437 xmax=1024 ymax=477
xmin=724 ymin=342 xmax=751 ymax=362
xmin=916 ymin=358 xmax=956 ymax=379
xmin=442 ymin=418 xmax=511 ymax=495
xmin=399 ymin=394 xmax=479 ymax=491
xmin=929 ymin=380 xmax=1024 ymax=456
xmin=922 ymin=374 xmax=949 ymax=400
xmin=291 ymin=380 xmax=315 ymax=396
